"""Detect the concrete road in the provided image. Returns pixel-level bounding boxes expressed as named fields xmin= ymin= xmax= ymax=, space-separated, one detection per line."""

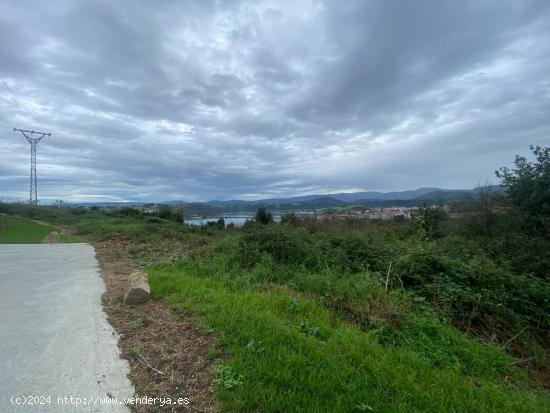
xmin=0 ymin=244 xmax=134 ymax=412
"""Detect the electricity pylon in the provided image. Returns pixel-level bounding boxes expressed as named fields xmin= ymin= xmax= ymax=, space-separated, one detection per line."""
xmin=14 ymin=128 xmax=51 ymax=205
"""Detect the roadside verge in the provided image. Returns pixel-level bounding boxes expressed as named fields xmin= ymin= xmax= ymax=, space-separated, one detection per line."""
xmin=93 ymin=241 xmax=217 ymax=413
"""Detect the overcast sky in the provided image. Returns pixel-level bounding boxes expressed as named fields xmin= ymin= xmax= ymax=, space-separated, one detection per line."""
xmin=1 ymin=1 xmax=549 ymax=202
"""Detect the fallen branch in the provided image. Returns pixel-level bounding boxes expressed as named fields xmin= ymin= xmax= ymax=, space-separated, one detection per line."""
xmin=512 ymin=356 xmax=535 ymax=365
xmin=384 ymin=261 xmax=393 ymax=293
xmin=503 ymin=326 xmax=529 ymax=349
xmin=384 ymin=261 xmax=405 ymax=294
xmin=137 ymin=354 xmax=165 ymax=375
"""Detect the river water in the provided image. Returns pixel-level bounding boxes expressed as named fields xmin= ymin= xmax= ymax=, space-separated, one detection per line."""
xmin=185 ymin=213 xmax=283 ymax=226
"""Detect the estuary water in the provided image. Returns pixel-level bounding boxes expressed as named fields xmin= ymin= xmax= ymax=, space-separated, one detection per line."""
xmin=185 ymin=213 xmax=282 ymax=226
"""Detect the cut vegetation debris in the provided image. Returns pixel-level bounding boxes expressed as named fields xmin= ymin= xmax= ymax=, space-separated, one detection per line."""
xmin=94 ymin=241 xmax=217 ymax=413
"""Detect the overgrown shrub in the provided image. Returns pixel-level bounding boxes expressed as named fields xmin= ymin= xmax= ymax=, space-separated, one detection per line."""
xmin=393 ymin=242 xmax=549 ymax=340
xmin=237 ymin=224 xmax=323 ymax=270
xmin=236 ymin=224 xmax=397 ymax=274
xmin=317 ymin=232 xmax=391 ymax=273
xmin=230 ymin=222 xmax=549 ymax=352
xmin=255 ymin=207 xmax=273 ymax=225
xmin=411 ymin=204 xmax=448 ymax=239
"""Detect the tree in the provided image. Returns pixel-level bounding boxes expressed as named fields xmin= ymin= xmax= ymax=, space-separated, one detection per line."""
xmin=255 ymin=207 xmax=273 ymax=225
xmin=411 ymin=204 xmax=447 ymax=240
xmin=172 ymin=209 xmax=184 ymax=224
xmin=281 ymin=212 xmax=300 ymax=226
xmin=117 ymin=207 xmax=141 ymax=217
xmin=158 ymin=205 xmax=173 ymax=220
xmin=157 ymin=205 xmax=184 ymax=223
xmin=496 ymin=145 xmax=550 ymax=236
xmin=449 ymin=184 xmax=507 ymax=237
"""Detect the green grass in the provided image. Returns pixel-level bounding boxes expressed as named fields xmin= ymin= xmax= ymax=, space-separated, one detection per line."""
xmin=150 ymin=265 xmax=550 ymax=413
xmin=58 ymin=233 xmax=85 ymax=243
xmin=0 ymin=214 xmax=56 ymax=243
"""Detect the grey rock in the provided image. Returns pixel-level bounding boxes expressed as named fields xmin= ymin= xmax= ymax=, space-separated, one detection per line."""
xmin=123 ymin=271 xmax=150 ymax=304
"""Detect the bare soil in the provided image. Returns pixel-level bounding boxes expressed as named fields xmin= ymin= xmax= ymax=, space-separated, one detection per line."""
xmin=42 ymin=231 xmax=60 ymax=243
xmin=94 ymin=240 xmax=218 ymax=412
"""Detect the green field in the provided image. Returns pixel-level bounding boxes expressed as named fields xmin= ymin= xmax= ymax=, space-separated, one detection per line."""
xmin=0 ymin=214 xmax=56 ymax=243
xmin=150 ymin=264 xmax=549 ymax=412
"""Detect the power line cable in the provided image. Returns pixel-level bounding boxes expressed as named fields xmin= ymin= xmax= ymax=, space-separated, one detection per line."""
xmin=0 ymin=79 xmax=35 ymax=120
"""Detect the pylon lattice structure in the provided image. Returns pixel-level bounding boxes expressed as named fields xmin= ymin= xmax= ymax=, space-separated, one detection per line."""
xmin=14 ymin=128 xmax=51 ymax=205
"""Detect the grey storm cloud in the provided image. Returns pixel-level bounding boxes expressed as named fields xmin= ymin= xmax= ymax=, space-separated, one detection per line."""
xmin=1 ymin=0 xmax=549 ymax=202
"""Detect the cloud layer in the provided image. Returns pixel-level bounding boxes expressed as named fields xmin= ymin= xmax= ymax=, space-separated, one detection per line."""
xmin=1 ymin=0 xmax=549 ymax=202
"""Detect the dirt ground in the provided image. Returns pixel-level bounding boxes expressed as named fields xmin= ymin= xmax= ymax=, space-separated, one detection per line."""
xmin=94 ymin=240 xmax=218 ymax=413
xmin=42 ymin=231 xmax=60 ymax=243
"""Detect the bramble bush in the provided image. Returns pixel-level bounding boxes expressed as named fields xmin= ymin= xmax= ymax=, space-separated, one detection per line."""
xmin=230 ymin=220 xmax=549 ymax=351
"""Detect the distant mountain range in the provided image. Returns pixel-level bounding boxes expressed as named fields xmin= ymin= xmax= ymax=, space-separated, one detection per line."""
xmin=75 ymin=187 xmax=491 ymax=210
xmin=205 ymin=187 xmax=479 ymax=207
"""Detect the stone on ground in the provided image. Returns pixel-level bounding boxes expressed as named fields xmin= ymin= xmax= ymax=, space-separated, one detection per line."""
xmin=124 ymin=270 xmax=150 ymax=304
